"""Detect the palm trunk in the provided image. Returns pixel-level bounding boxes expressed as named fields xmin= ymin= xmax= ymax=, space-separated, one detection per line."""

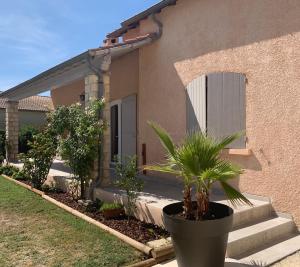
xmin=183 ymin=185 xmax=193 ymax=219
xmin=196 ymin=189 xmax=209 ymax=220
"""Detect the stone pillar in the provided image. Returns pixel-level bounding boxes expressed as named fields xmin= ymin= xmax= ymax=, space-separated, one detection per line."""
xmin=5 ymin=101 xmax=19 ymax=162
xmin=85 ymin=74 xmax=100 ymax=181
xmin=84 ymin=74 xmax=111 ymax=186
xmin=85 ymin=74 xmax=99 ymax=106
xmin=101 ymin=73 xmax=111 ymax=186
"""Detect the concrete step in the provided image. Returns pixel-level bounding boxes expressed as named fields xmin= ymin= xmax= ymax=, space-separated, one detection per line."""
xmin=240 ymin=234 xmax=300 ymax=266
xmin=218 ymin=199 xmax=272 ymax=229
xmin=227 ymin=217 xmax=295 ymax=258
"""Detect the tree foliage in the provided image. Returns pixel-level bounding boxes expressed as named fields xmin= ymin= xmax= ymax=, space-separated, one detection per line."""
xmin=50 ymin=100 xmax=106 ymax=198
xmin=21 ymin=128 xmax=58 ymax=189
xmin=115 ymin=156 xmax=144 ymax=219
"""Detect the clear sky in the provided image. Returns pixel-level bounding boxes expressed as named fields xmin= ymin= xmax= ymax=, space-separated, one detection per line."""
xmin=0 ymin=0 xmax=160 ymax=95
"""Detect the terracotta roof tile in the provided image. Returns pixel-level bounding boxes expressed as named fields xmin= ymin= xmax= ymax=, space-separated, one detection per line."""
xmin=0 ymin=95 xmax=53 ymax=112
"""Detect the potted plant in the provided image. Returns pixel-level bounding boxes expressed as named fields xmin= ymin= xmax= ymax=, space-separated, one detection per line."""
xmin=100 ymin=202 xmax=125 ymax=219
xmin=145 ymin=122 xmax=252 ymax=267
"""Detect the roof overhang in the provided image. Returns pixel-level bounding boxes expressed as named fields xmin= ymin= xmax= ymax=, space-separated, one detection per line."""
xmin=107 ymin=0 xmax=177 ymax=38
xmin=0 ymin=35 xmax=154 ymax=101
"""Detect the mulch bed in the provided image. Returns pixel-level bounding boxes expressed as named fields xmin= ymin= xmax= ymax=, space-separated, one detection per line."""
xmin=46 ymin=192 xmax=169 ymax=244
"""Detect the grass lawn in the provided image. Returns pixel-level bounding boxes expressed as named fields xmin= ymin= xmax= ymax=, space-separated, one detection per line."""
xmin=0 ymin=176 xmax=143 ymax=267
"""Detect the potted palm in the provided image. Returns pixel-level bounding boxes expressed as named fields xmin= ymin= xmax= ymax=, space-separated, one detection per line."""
xmin=146 ymin=122 xmax=252 ymax=267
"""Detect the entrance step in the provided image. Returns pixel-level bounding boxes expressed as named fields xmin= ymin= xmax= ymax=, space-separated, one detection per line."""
xmin=227 ymin=217 xmax=295 ymax=258
xmin=240 ymin=235 xmax=300 ymax=266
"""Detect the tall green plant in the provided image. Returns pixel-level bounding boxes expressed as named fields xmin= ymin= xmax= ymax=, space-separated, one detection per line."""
xmin=146 ymin=122 xmax=251 ymax=220
xmin=21 ymin=128 xmax=58 ymax=189
xmin=49 ymin=100 xmax=105 ymax=199
xmin=115 ymin=156 xmax=143 ymax=219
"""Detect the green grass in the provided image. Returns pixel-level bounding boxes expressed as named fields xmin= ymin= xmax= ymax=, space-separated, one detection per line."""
xmin=0 ymin=176 xmax=142 ymax=267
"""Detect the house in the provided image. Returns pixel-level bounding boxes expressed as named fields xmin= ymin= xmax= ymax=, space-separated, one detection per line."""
xmin=0 ymin=94 xmax=53 ymax=129
xmin=1 ymin=0 xmax=300 ymax=231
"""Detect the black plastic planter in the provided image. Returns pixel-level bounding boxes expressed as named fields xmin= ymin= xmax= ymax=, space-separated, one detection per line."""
xmin=163 ymin=202 xmax=233 ymax=267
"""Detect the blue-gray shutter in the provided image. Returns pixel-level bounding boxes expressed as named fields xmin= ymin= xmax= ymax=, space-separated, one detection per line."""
xmin=207 ymin=72 xmax=246 ymax=148
xmin=121 ymin=94 xmax=137 ymax=159
xmin=186 ymin=75 xmax=206 ymax=133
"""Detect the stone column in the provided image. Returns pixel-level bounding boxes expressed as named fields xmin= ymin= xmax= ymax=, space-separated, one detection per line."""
xmin=84 ymin=74 xmax=111 ymax=186
xmin=85 ymin=74 xmax=99 ymax=105
xmin=85 ymin=74 xmax=100 ymax=181
xmin=101 ymin=73 xmax=111 ymax=186
xmin=5 ymin=101 xmax=19 ymax=162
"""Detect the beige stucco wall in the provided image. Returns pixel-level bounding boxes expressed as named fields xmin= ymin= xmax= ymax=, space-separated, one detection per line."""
xmin=51 ymin=79 xmax=85 ymax=108
xmin=110 ymin=50 xmax=139 ymax=102
xmin=0 ymin=109 xmax=47 ymax=130
xmin=136 ymin=0 xmax=300 ymax=224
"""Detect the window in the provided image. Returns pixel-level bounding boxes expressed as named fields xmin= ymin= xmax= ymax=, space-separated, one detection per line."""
xmin=187 ymin=72 xmax=246 ymax=148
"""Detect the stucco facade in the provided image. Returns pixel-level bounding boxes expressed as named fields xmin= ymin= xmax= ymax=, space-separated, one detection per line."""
xmin=51 ymin=79 xmax=85 ymax=108
xmin=134 ymin=0 xmax=300 ymax=224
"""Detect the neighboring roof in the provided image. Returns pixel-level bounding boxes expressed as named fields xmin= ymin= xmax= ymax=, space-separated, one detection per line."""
xmin=107 ymin=0 xmax=177 ymax=38
xmin=0 ymin=95 xmax=54 ymax=112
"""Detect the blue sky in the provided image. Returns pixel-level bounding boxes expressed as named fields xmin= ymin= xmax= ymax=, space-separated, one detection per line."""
xmin=0 ymin=0 xmax=160 ymax=95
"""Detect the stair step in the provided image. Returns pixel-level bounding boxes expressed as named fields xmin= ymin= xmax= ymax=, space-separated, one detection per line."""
xmin=240 ymin=234 xmax=300 ymax=266
xmin=227 ymin=217 xmax=295 ymax=258
xmin=217 ymin=199 xmax=272 ymax=228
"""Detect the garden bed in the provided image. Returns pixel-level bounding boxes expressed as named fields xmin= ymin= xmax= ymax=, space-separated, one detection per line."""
xmin=46 ymin=191 xmax=169 ymax=244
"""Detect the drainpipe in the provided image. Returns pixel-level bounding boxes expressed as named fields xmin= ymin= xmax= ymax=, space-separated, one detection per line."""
xmin=150 ymin=13 xmax=163 ymax=39
xmin=86 ymin=52 xmax=112 ymax=199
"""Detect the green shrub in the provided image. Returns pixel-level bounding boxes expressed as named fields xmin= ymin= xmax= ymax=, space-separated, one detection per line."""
xmin=0 ymin=130 xmax=5 ymax=158
xmin=0 ymin=155 xmax=4 ymax=166
xmin=21 ymin=129 xmax=57 ymax=189
xmin=0 ymin=165 xmax=19 ymax=176
xmin=41 ymin=183 xmax=64 ymax=193
xmin=115 ymin=156 xmax=143 ymax=218
xmin=19 ymin=125 xmax=39 ymax=154
xmin=12 ymin=170 xmax=30 ymax=181
xmin=85 ymin=198 xmax=103 ymax=213
xmin=100 ymin=202 xmax=123 ymax=212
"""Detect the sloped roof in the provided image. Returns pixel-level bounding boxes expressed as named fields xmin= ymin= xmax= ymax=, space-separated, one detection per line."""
xmin=0 ymin=95 xmax=54 ymax=112
xmin=107 ymin=0 xmax=177 ymax=38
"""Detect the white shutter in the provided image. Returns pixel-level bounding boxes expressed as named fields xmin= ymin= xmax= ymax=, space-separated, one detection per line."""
xmin=207 ymin=72 xmax=246 ymax=148
xmin=186 ymin=75 xmax=206 ymax=133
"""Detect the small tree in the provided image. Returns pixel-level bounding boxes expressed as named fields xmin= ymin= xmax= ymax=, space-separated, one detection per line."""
xmin=21 ymin=128 xmax=57 ymax=189
xmin=50 ymin=100 xmax=105 ymax=199
xmin=115 ymin=156 xmax=144 ymax=219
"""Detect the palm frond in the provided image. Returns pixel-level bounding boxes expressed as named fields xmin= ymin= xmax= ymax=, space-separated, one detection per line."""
xmin=220 ymin=181 xmax=253 ymax=207
xmin=148 ymin=122 xmax=176 ymax=157
xmin=216 ymin=132 xmax=244 ymax=151
xmin=144 ymin=164 xmax=181 ymax=176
